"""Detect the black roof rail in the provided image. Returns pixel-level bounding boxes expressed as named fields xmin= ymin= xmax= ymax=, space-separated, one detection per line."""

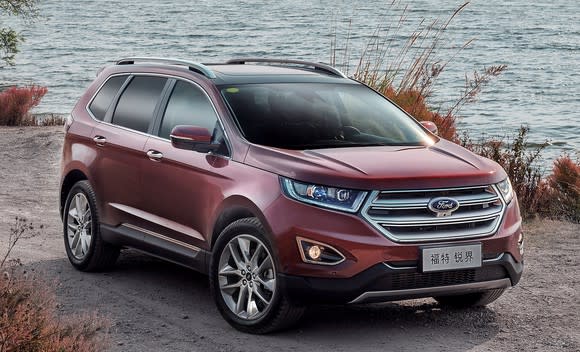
xmin=116 ymin=57 xmax=216 ymax=79
xmin=226 ymin=58 xmax=348 ymax=78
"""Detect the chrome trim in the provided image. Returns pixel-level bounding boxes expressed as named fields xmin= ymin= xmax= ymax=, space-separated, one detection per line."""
xmin=226 ymin=58 xmax=348 ymax=78
xmin=361 ymin=185 xmax=507 ymax=243
xmin=169 ymin=134 xmax=195 ymax=141
xmin=117 ymin=57 xmax=217 ymax=79
xmin=146 ymin=150 xmax=163 ymax=161
xmin=482 ymin=253 xmax=507 ymax=263
xmin=383 ymin=252 xmax=508 ymax=270
xmin=348 ymin=278 xmax=512 ymax=304
xmin=85 ymin=73 xmax=233 ymax=159
xmin=296 ymin=236 xmax=346 ymax=266
xmin=383 ymin=262 xmax=417 ymax=270
xmin=110 ymin=202 xmax=205 ymax=241
xmin=375 ymin=212 xmax=502 ymax=226
xmin=122 ymin=223 xmax=201 ymax=252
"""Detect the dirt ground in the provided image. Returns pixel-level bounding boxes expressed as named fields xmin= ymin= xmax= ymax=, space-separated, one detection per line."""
xmin=1 ymin=126 xmax=578 ymax=352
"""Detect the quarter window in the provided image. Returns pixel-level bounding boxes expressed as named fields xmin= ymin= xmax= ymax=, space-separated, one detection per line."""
xmin=112 ymin=76 xmax=167 ymax=133
xmin=88 ymin=75 xmax=127 ymax=121
xmin=159 ymin=80 xmax=218 ymax=139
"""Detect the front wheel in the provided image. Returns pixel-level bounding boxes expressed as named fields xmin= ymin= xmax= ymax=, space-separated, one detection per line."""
xmin=434 ymin=288 xmax=506 ymax=308
xmin=209 ymin=217 xmax=305 ymax=334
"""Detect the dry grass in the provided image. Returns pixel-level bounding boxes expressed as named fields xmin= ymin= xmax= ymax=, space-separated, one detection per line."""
xmin=330 ymin=2 xmax=506 ymax=142
xmin=0 ymin=85 xmax=50 ymax=126
xmin=544 ymin=156 xmax=580 ymax=222
xmin=0 ymin=272 xmax=109 ymax=352
xmin=460 ymin=128 xmax=580 ymax=222
xmin=461 ymin=126 xmax=548 ymax=218
xmin=0 ymin=218 xmax=110 ymax=352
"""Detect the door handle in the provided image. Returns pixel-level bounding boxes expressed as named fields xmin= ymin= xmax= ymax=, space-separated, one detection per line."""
xmin=146 ymin=150 xmax=163 ymax=161
xmin=93 ymin=135 xmax=107 ymax=146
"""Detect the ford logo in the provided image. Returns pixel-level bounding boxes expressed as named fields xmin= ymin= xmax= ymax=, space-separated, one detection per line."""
xmin=428 ymin=197 xmax=460 ymax=217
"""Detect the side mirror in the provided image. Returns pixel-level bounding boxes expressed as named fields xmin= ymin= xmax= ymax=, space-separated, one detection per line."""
xmin=420 ymin=121 xmax=438 ymax=135
xmin=170 ymin=125 xmax=220 ymax=153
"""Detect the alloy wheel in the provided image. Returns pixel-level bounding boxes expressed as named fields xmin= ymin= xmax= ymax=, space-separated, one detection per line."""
xmin=218 ymin=234 xmax=276 ymax=320
xmin=66 ymin=192 xmax=93 ymax=260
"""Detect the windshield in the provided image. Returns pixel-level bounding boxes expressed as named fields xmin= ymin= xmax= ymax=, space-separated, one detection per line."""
xmin=221 ymin=83 xmax=433 ymax=149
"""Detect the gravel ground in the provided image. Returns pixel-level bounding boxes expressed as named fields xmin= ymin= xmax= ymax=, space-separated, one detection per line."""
xmin=0 ymin=126 xmax=578 ymax=351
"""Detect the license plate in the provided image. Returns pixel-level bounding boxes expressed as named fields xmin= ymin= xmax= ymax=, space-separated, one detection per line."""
xmin=421 ymin=243 xmax=482 ymax=272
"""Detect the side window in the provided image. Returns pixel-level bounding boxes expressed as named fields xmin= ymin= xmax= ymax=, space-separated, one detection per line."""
xmin=158 ymin=80 xmax=218 ymax=139
xmin=88 ymin=75 xmax=127 ymax=121
xmin=112 ymin=76 xmax=167 ymax=133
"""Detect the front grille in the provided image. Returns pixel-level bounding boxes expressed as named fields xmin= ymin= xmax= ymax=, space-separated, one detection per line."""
xmin=361 ymin=185 xmax=506 ymax=242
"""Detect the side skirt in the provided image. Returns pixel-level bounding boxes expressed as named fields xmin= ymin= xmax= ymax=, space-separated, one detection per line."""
xmin=100 ymin=223 xmax=210 ymax=274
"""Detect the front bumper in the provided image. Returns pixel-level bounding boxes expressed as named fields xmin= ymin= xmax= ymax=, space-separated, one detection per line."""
xmin=264 ymin=193 xmax=523 ymax=279
xmin=279 ymin=253 xmax=523 ymax=305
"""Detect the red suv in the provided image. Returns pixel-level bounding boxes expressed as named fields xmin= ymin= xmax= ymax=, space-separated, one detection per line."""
xmin=60 ymin=57 xmax=523 ymax=333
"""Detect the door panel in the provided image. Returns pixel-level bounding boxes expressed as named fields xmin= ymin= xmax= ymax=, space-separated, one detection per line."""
xmin=141 ymin=137 xmax=231 ymax=250
xmin=90 ymin=75 xmax=169 ymax=227
xmin=138 ymin=79 xmax=229 ymax=250
xmin=90 ymin=124 xmax=149 ymax=226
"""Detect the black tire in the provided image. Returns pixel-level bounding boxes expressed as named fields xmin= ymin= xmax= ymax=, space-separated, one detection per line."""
xmin=434 ymin=288 xmax=505 ymax=308
xmin=209 ymin=217 xmax=305 ymax=334
xmin=63 ymin=180 xmax=119 ymax=271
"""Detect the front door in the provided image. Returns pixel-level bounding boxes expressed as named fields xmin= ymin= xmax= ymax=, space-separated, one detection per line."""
xmin=140 ymin=79 xmax=230 ymax=251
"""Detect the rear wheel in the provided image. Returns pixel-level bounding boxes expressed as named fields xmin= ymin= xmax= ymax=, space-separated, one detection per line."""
xmin=434 ymin=288 xmax=505 ymax=308
xmin=63 ymin=180 xmax=119 ymax=271
xmin=210 ymin=217 xmax=305 ymax=334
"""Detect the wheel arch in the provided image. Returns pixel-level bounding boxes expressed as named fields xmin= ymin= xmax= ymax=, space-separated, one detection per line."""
xmin=60 ymin=169 xmax=89 ymax=219
xmin=209 ymin=196 xmax=274 ymax=250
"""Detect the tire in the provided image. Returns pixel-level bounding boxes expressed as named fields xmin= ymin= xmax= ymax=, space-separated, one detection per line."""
xmin=209 ymin=217 xmax=305 ymax=334
xmin=434 ymin=288 xmax=505 ymax=308
xmin=63 ymin=180 xmax=119 ymax=271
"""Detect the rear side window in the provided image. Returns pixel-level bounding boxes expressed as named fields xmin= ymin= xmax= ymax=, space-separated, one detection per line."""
xmin=88 ymin=75 xmax=127 ymax=121
xmin=158 ymin=80 xmax=218 ymax=139
xmin=112 ymin=76 xmax=167 ymax=133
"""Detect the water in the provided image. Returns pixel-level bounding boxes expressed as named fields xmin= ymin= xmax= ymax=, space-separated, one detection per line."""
xmin=1 ymin=0 xmax=578 ymax=162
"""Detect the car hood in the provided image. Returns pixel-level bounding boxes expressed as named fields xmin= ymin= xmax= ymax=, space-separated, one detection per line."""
xmin=244 ymin=139 xmax=506 ymax=190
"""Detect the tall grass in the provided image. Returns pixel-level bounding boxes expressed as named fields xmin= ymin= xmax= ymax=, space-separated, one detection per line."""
xmin=330 ymin=1 xmax=505 ymax=142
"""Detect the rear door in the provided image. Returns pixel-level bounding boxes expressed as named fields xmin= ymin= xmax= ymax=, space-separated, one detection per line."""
xmin=89 ymin=75 xmax=169 ymax=227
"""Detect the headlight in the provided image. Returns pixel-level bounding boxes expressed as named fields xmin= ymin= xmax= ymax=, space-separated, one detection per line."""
xmin=281 ymin=178 xmax=367 ymax=213
xmin=496 ymin=178 xmax=514 ymax=203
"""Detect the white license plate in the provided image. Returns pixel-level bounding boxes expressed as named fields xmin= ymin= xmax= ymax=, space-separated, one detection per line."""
xmin=421 ymin=244 xmax=482 ymax=272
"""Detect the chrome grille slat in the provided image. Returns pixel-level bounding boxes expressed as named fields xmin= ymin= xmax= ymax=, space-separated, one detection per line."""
xmin=373 ymin=194 xmax=499 ymax=208
xmin=371 ymin=207 xmax=503 ymax=225
xmin=361 ymin=185 xmax=506 ymax=243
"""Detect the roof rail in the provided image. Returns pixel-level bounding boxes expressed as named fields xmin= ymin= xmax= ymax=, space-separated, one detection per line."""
xmin=225 ymin=58 xmax=348 ymax=78
xmin=116 ymin=57 xmax=216 ymax=79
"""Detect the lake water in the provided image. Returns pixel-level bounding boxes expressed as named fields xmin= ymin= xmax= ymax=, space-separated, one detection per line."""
xmin=1 ymin=0 xmax=578 ymax=162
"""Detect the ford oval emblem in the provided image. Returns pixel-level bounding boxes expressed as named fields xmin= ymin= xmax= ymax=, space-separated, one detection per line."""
xmin=428 ymin=197 xmax=460 ymax=217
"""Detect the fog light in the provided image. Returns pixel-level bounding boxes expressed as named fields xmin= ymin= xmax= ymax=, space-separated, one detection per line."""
xmin=297 ymin=237 xmax=345 ymax=265
xmin=518 ymin=232 xmax=524 ymax=256
xmin=307 ymin=245 xmax=323 ymax=261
